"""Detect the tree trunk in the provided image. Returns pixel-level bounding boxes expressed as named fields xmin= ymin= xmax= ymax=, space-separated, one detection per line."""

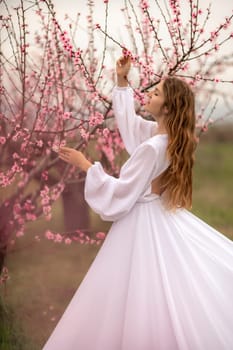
xmin=0 ymin=199 xmax=14 ymax=274
xmin=62 ymin=180 xmax=89 ymax=232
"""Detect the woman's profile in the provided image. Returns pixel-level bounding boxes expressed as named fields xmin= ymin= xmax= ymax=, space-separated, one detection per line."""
xmin=42 ymin=56 xmax=233 ymax=350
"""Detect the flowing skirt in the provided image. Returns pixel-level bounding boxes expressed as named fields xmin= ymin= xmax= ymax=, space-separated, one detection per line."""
xmin=42 ymin=196 xmax=233 ymax=350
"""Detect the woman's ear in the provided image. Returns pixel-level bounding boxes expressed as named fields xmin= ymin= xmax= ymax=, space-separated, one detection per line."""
xmin=163 ymin=105 xmax=169 ymax=115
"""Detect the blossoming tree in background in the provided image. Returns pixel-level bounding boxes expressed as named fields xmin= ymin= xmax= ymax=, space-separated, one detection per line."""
xmin=0 ymin=0 xmax=233 ymax=276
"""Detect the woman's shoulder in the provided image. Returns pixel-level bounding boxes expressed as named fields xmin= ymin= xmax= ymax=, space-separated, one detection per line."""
xmin=129 ymin=134 xmax=168 ymax=161
xmin=144 ymin=133 xmax=168 ymax=149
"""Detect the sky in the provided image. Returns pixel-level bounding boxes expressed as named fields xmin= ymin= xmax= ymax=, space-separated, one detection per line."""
xmin=47 ymin=0 xmax=233 ymax=52
xmin=49 ymin=0 xmax=233 ymax=29
xmin=3 ymin=0 xmax=233 ymax=47
xmin=3 ymin=0 xmax=233 ymax=62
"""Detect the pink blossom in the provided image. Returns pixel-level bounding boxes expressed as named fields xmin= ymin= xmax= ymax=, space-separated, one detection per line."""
xmin=24 ymin=199 xmax=34 ymax=211
xmin=26 ymin=213 xmax=37 ymax=221
xmin=40 ymin=185 xmax=49 ymax=196
xmin=63 ymin=112 xmax=71 ymax=120
xmin=102 ymin=145 xmax=114 ymax=162
xmin=16 ymin=230 xmax=24 ymax=238
xmin=41 ymin=171 xmax=48 ymax=181
xmin=13 ymin=152 xmax=20 ymax=159
xmin=45 ymin=230 xmax=54 ymax=240
xmin=181 ymin=63 xmax=189 ymax=72
xmin=0 ymin=137 xmax=6 ymax=144
xmin=201 ymin=125 xmax=208 ymax=132
xmin=13 ymin=203 xmax=21 ymax=215
xmin=96 ymin=232 xmax=106 ymax=240
xmin=210 ymin=31 xmax=218 ymax=41
xmin=195 ymin=74 xmax=202 ymax=81
xmin=103 ymin=128 xmax=110 ymax=138
xmin=54 ymin=233 xmax=63 ymax=243
xmin=65 ymin=238 xmax=72 ymax=245
xmin=43 ymin=205 xmax=51 ymax=215
xmin=122 ymin=47 xmax=132 ymax=58
xmin=80 ymin=128 xmax=90 ymax=140
xmin=17 ymin=217 xmax=25 ymax=225
xmin=0 ymin=85 xmax=5 ymax=94
xmin=41 ymin=196 xmax=50 ymax=206
xmin=78 ymin=231 xmax=84 ymax=238
xmin=89 ymin=111 xmax=104 ymax=126
xmin=140 ymin=0 xmax=149 ymax=11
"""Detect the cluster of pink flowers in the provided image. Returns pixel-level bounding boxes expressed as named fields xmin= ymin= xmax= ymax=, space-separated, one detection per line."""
xmin=12 ymin=197 xmax=37 ymax=237
xmin=169 ymin=0 xmax=180 ymax=17
xmin=95 ymin=128 xmax=125 ymax=172
xmin=139 ymin=0 xmax=149 ymax=12
xmin=223 ymin=16 xmax=231 ymax=30
xmin=74 ymin=49 xmax=83 ymax=65
xmin=40 ymin=185 xmax=52 ymax=221
xmin=0 ymin=136 xmax=6 ymax=144
xmin=44 ymin=230 xmax=106 ymax=245
xmin=89 ymin=111 xmax=104 ymax=126
xmin=79 ymin=128 xmax=90 ymax=141
xmin=210 ymin=31 xmax=219 ymax=41
xmin=50 ymin=183 xmax=65 ymax=201
xmin=23 ymin=199 xmax=36 ymax=222
xmin=0 ymin=163 xmax=22 ymax=187
xmin=59 ymin=31 xmax=74 ymax=57
xmin=134 ymin=89 xmax=147 ymax=106
xmin=63 ymin=111 xmax=72 ymax=120
xmin=122 ymin=47 xmax=133 ymax=59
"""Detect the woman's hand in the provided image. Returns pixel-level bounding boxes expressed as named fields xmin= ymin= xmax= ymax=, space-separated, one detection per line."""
xmin=59 ymin=147 xmax=92 ymax=172
xmin=116 ymin=56 xmax=131 ymax=87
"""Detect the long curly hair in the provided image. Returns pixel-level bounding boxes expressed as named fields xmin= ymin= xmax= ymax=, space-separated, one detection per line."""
xmin=159 ymin=76 xmax=197 ymax=210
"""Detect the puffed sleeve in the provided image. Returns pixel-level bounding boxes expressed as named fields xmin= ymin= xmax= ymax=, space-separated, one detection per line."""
xmin=112 ymin=86 xmax=157 ymax=155
xmin=84 ymin=142 xmax=159 ymax=222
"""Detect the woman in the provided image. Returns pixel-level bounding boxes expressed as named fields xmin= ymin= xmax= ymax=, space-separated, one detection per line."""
xmin=43 ymin=57 xmax=233 ymax=349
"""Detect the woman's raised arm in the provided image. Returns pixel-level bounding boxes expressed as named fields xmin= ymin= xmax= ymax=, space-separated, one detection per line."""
xmin=113 ymin=56 xmax=157 ymax=154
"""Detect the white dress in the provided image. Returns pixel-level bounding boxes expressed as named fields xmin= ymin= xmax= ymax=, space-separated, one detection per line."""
xmin=42 ymin=86 xmax=233 ymax=350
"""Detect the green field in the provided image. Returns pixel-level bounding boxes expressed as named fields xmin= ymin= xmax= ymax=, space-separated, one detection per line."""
xmin=192 ymin=142 xmax=233 ymax=237
xmin=1 ymin=140 xmax=233 ymax=349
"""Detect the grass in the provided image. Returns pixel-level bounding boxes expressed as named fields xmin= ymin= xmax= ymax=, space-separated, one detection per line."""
xmin=0 ymin=295 xmax=36 ymax=350
xmin=1 ymin=140 xmax=233 ymax=348
xmin=192 ymin=142 xmax=233 ymax=238
xmin=4 ymin=244 xmax=100 ymax=348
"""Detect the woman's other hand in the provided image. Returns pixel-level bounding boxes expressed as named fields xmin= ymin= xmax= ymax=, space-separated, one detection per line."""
xmin=59 ymin=147 xmax=92 ymax=172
